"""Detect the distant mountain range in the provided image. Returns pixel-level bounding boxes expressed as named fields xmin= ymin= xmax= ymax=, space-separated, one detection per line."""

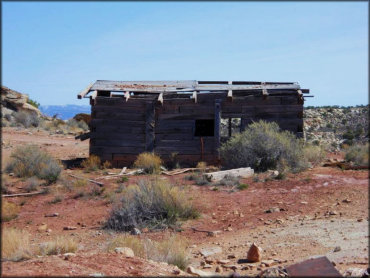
xmin=39 ymin=105 xmax=90 ymax=120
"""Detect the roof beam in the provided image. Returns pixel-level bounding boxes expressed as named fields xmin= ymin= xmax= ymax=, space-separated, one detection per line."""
xmin=227 ymin=81 xmax=233 ymax=100
xmin=192 ymin=91 xmax=197 ymax=103
xmin=124 ymin=91 xmax=130 ymax=102
xmin=77 ymin=82 xmax=94 ymax=99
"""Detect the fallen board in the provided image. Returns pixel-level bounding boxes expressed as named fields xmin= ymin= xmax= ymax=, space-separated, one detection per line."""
xmin=205 ymin=167 xmax=254 ymax=181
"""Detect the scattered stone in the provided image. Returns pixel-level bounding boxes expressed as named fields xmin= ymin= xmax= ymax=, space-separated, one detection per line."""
xmin=63 ymin=253 xmax=76 ymax=260
xmin=300 ymin=201 xmax=308 ymax=205
xmin=200 ymin=246 xmax=223 ymax=257
xmin=208 ymin=230 xmax=222 ymax=237
xmin=342 ymin=199 xmax=351 ymax=203
xmin=259 ymin=267 xmax=288 ymax=277
xmin=114 ymin=247 xmax=134 ymax=257
xmin=215 ymin=266 xmax=222 ymax=273
xmin=45 ymin=213 xmax=59 ymax=217
xmin=190 ymin=245 xmax=197 ymax=248
xmin=172 ymin=268 xmax=181 ymax=275
xmin=142 ymin=227 xmax=149 ymax=233
xmin=203 ymin=264 xmax=212 ymax=269
xmin=89 ymin=273 xmax=104 ymax=277
xmin=333 ymin=246 xmax=341 ymax=252
xmin=227 ymin=254 xmax=236 ymax=259
xmin=63 ymin=226 xmax=77 ymax=230
xmin=265 ymin=207 xmax=282 ymax=213
xmin=262 ymin=260 xmax=276 ymax=267
xmin=205 ymin=258 xmax=214 ymax=264
xmin=227 ymin=227 xmax=233 ymax=231
xmin=223 ymin=264 xmax=238 ymax=270
xmin=230 ymin=271 xmax=240 ymax=277
xmin=37 ymin=223 xmax=48 ymax=232
xmin=217 ymin=259 xmax=230 ymax=264
xmin=46 ymin=229 xmax=52 ymax=233
xmin=186 ymin=266 xmax=214 ymax=277
xmin=357 ymin=218 xmax=363 ymax=222
xmin=343 ymin=267 xmax=367 ymax=277
xmin=130 ymin=228 xmax=141 ymax=235
xmin=247 ymin=243 xmax=262 ymax=262
xmin=329 ymin=211 xmax=338 ymax=215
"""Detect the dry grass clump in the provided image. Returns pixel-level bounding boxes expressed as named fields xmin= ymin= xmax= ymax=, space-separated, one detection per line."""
xmin=25 ymin=177 xmax=42 ymax=192
xmin=81 ymin=155 xmax=101 ymax=172
xmin=303 ymin=144 xmax=326 ymax=166
xmin=196 ymin=161 xmax=207 ymax=172
xmin=2 ymin=227 xmax=33 ymax=261
xmin=12 ymin=111 xmax=39 ymax=128
xmin=105 ymin=178 xmax=199 ymax=231
xmin=39 ymin=236 xmax=77 ymax=255
xmin=345 ymin=143 xmax=369 ymax=166
xmin=5 ymin=145 xmax=61 ymax=184
xmin=220 ymin=120 xmax=307 ymax=173
xmin=2 ymin=199 xmax=20 ymax=222
xmin=134 ymin=152 xmax=162 ymax=174
xmin=107 ymin=234 xmax=188 ymax=270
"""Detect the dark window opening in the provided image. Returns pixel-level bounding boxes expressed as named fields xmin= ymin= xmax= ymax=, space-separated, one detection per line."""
xmin=221 ymin=118 xmax=241 ymax=143
xmin=195 ymin=119 xmax=214 ymax=137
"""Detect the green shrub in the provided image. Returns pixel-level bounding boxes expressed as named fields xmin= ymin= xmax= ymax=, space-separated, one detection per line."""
xmin=105 ymin=178 xmax=199 ymax=231
xmin=66 ymin=119 xmax=89 ymax=131
xmin=237 ymin=183 xmax=249 ymax=190
xmin=25 ymin=177 xmax=41 ymax=192
xmin=220 ymin=120 xmax=307 ymax=173
xmin=27 ymin=98 xmax=40 ymax=109
xmin=134 ymin=152 xmax=162 ymax=174
xmin=345 ymin=143 xmax=369 ymax=166
xmin=343 ymin=130 xmax=354 ymax=140
xmin=5 ymin=145 xmax=61 ymax=183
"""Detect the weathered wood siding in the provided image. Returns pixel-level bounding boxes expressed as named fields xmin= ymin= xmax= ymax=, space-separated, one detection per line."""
xmin=89 ymin=93 xmax=303 ymax=167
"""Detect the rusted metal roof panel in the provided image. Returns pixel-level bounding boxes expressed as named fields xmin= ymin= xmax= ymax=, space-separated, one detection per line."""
xmin=285 ymin=256 xmax=342 ymax=277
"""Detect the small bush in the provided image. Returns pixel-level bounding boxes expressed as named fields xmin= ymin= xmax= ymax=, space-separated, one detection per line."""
xmin=73 ymin=191 xmax=85 ymax=199
xmin=73 ymin=179 xmax=87 ymax=188
xmin=2 ymin=228 xmax=33 ymax=261
xmin=105 ymin=178 xmax=198 ymax=231
xmin=25 ymin=177 xmax=41 ymax=192
xmin=220 ymin=120 xmax=307 ymax=173
xmin=102 ymin=160 xmax=112 ymax=169
xmin=343 ymin=130 xmax=354 ymax=140
xmin=49 ymin=194 xmax=63 ymax=204
xmin=5 ymin=145 xmax=61 ymax=183
xmin=196 ymin=161 xmax=207 ymax=172
xmin=81 ymin=155 xmax=101 ymax=172
xmin=2 ymin=199 xmax=20 ymax=221
xmin=218 ymin=174 xmax=240 ymax=186
xmin=345 ymin=143 xmax=369 ymax=166
xmin=194 ymin=175 xmax=211 ymax=186
xmin=134 ymin=152 xmax=162 ymax=174
xmin=116 ymin=176 xmax=129 ymax=183
xmin=166 ymin=152 xmax=180 ymax=170
xmin=27 ymin=98 xmax=40 ymax=108
xmin=107 ymin=234 xmax=188 ymax=270
xmin=39 ymin=236 xmax=77 ymax=255
xmin=303 ymin=144 xmax=326 ymax=166
xmin=14 ymin=111 xmax=40 ymax=128
xmin=237 ymin=183 xmax=249 ymax=190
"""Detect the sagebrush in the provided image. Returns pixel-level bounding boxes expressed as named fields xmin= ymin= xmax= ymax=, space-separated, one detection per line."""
xmin=220 ymin=120 xmax=307 ymax=172
xmin=105 ymin=178 xmax=198 ymax=231
xmin=5 ymin=145 xmax=61 ymax=183
xmin=345 ymin=143 xmax=369 ymax=166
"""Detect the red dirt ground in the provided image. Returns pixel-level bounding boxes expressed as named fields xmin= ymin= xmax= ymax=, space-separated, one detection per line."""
xmin=1 ymin=127 xmax=368 ymax=276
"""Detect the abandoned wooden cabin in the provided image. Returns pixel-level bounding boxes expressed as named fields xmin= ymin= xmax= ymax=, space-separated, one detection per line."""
xmin=77 ymin=80 xmax=310 ymax=167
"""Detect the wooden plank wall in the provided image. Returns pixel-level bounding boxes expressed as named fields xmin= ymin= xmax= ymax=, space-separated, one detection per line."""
xmin=89 ymin=93 xmax=303 ymax=167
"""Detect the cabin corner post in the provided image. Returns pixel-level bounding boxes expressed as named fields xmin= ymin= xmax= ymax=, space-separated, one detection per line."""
xmin=214 ymin=99 xmax=222 ymax=161
xmin=145 ymin=101 xmax=155 ymax=152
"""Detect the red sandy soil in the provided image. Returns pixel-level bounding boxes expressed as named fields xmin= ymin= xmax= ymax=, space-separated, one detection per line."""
xmin=1 ymin=127 xmax=368 ymax=276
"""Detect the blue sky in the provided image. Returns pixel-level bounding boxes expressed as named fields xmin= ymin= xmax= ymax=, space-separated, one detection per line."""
xmin=2 ymin=1 xmax=368 ymax=106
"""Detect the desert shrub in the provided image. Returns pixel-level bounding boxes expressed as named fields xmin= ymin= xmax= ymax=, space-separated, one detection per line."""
xmin=343 ymin=130 xmax=354 ymax=140
xmin=303 ymin=144 xmax=326 ymax=166
xmin=81 ymin=155 xmax=101 ymax=172
xmin=102 ymin=160 xmax=112 ymax=169
xmin=345 ymin=143 xmax=369 ymax=166
xmin=2 ymin=228 xmax=33 ymax=261
xmin=73 ymin=179 xmax=87 ymax=188
xmin=73 ymin=191 xmax=85 ymax=199
xmin=27 ymin=98 xmax=40 ymax=108
xmin=166 ymin=152 xmax=180 ymax=170
xmin=25 ymin=177 xmax=41 ymax=192
xmin=49 ymin=194 xmax=63 ymax=204
xmin=5 ymin=145 xmax=61 ymax=183
xmin=107 ymin=234 xmax=188 ymax=270
xmin=12 ymin=111 xmax=39 ymax=128
xmin=134 ymin=152 xmax=162 ymax=174
xmin=116 ymin=176 xmax=129 ymax=183
xmin=2 ymin=199 xmax=20 ymax=221
xmin=237 ymin=183 xmax=249 ymax=190
xmin=105 ymin=178 xmax=198 ymax=231
xmin=196 ymin=161 xmax=207 ymax=172
xmin=220 ymin=120 xmax=307 ymax=173
xmin=66 ymin=119 xmax=89 ymax=131
xmin=194 ymin=174 xmax=211 ymax=186
xmin=218 ymin=174 xmax=240 ymax=186
xmin=39 ymin=236 xmax=77 ymax=255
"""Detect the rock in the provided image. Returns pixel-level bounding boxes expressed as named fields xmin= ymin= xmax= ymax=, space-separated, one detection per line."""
xmin=261 ymin=260 xmax=276 ymax=267
xmin=343 ymin=267 xmax=366 ymax=277
xmin=247 ymin=243 xmax=262 ymax=262
xmin=114 ymin=247 xmax=134 ymax=257
xmin=342 ymin=198 xmax=351 ymax=203
xmin=215 ymin=266 xmax=222 ymax=273
xmin=46 ymin=229 xmax=52 ymax=233
xmin=45 ymin=212 xmax=59 ymax=217
xmin=89 ymin=273 xmax=104 ymax=277
xmin=142 ymin=227 xmax=149 ymax=233
xmin=200 ymin=246 xmax=223 ymax=257
xmin=223 ymin=264 xmax=238 ymax=270
xmin=329 ymin=211 xmax=338 ymax=215
xmin=259 ymin=267 xmax=287 ymax=277
xmin=63 ymin=253 xmax=76 ymax=260
xmin=227 ymin=227 xmax=233 ymax=231
xmin=217 ymin=259 xmax=230 ymax=264
xmin=131 ymin=228 xmax=141 ymax=235
xmin=186 ymin=266 xmax=214 ymax=277
xmin=227 ymin=254 xmax=236 ymax=259
xmin=357 ymin=218 xmax=363 ymax=222
xmin=230 ymin=272 xmax=240 ymax=277
xmin=265 ymin=207 xmax=281 ymax=213
xmin=37 ymin=223 xmax=48 ymax=232
xmin=203 ymin=264 xmax=212 ymax=269
xmin=63 ymin=226 xmax=77 ymax=230
xmin=333 ymin=246 xmax=341 ymax=252
xmin=300 ymin=201 xmax=308 ymax=205
xmin=205 ymin=258 xmax=214 ymax=264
